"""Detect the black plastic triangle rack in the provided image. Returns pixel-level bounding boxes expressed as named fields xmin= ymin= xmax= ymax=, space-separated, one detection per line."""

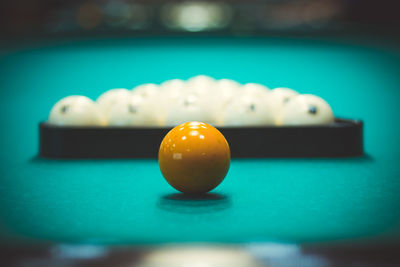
xmin=39 ymin=118 xmax=363 ymax=158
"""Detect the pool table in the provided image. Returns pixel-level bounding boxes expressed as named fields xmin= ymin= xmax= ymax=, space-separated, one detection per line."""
xmin=0 ymin=36 xmax=400 ymax=256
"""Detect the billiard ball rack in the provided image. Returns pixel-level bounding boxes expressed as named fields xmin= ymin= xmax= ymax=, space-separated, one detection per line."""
xmin=39 ymin=118 xmax=363 ymax=158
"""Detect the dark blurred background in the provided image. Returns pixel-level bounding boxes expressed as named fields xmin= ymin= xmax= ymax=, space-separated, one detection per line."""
xmin=1 ymin=0 xmax=400 ymax=40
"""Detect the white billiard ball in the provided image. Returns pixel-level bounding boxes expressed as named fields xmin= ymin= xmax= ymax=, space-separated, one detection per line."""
xmin=277 ymin=94 xmax=334 ymax=126
xmin=132 ymin=83 xmax=166 ymax=125
xmin=132 ymin=83 xmax=160 ymax=98
xmin=241 ymin=83 xmax=270 ymax=97
xmin=96 ymin=88 xmax=132 ymax=116
xmin=164 ymin=92 xmax=215 ymax=126
xmin=158 ymin=79 xmax=187 ymax=125
xmin=240 ymin=83 xmax=270 ymax=106
xmin=186 ymin=75 xmax=216 ymax=97
xmin=212 ymin=79 xmax=242 ymax=116
xmin=160 ymin=79 xmax=186 ymax=101
xmin=159 ymin=79 xmax=186 ymax=107
xmin=48 ymin=95 xmax=106 ymax=126
xmin=214 ymin=79 xmax=241 ymax=102
xmin=107 ymin=94 xmax=159 ymax=126
xmin=217 ymin=91 xmax=275 ymax=126
xmin=269 ymin=87 xmax=299 ymax=105
xmin=267 ymin=87 xmax=299 ymax=122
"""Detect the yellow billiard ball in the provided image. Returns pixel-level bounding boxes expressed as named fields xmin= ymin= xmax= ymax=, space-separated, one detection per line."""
xmin=158 ymin=122 xmax=230 ymax=194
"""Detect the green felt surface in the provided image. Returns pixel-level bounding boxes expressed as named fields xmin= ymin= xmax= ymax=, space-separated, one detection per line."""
xmin=0 ymin=36 xmax=400 ymax=245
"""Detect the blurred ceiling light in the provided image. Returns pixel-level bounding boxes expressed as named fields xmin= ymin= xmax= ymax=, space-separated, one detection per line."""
xmin=162 ymin=1 xmax=233 ymax=32
xmin=77 ymin=2 xmax=103 ymax=30
xmin=137 ymin=245 xmax=261 ymax=267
